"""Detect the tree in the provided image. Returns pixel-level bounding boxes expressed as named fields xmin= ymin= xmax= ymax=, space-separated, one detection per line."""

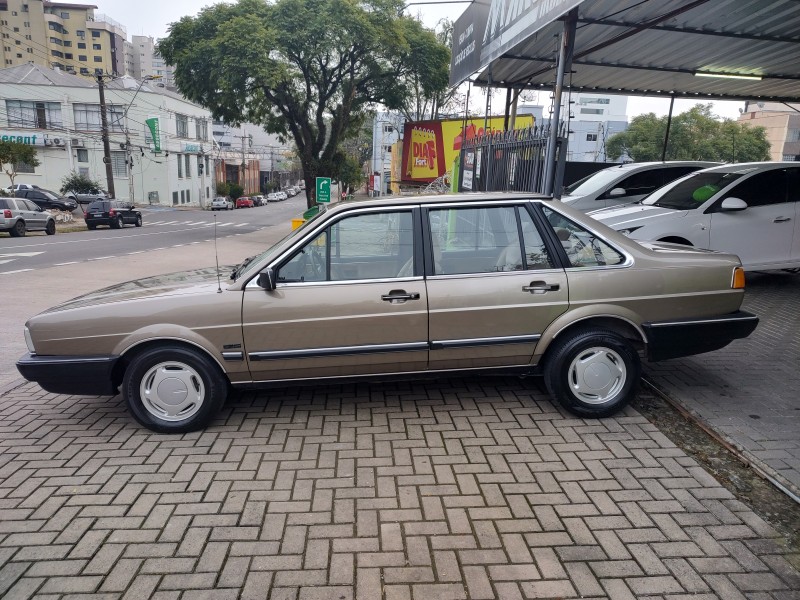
xmin=396 ymin=18 xmax=452 ymax=121
xmin=606 ymin=104 xmax=770 ymax=163
xmin=158 ymin=0 xmax=451 ymax=208
xmin=0 ymin=141 xmax=40 ymax=188
xmin=216 ymin=181 xmax=231 ymax=197
xmin=61 ymin=171 xmax=103 ymax=195
xmin=228 ymin=183 xmax=244 ymax=200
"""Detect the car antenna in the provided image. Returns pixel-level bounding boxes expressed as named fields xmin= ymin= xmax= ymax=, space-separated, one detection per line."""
xmin=214 ymin=214 xmax=222 ymax=294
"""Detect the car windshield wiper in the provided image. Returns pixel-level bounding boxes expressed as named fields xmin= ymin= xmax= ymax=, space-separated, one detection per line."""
xmin=230 ymin=255 xmax=255 ymax=281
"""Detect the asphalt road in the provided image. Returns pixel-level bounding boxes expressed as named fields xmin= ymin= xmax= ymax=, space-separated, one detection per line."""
xmin=0 ymin=196 xmax=307 ymax=274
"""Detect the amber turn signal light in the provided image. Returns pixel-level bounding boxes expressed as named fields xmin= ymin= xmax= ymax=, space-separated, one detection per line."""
xmin=732 ymin=267 xmax=746 ymax=289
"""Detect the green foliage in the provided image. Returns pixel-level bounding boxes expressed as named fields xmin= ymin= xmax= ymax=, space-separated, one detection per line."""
xmin=158 ymin=0 xmax=450 ymax=207
xmin=227 ymin=183 xmax=244 ymax=200
xmin=216 ymin=181 xmax=230 ymax=197
xmin=0 ymin=141 xmax=40 ymax=187
xmin=334 ymin=152 xmax=365 ymax=192
xmin=606 ymin=104 xmax=771 ymax=163
xmin=61 ymin=171 xmax=103 ymax=194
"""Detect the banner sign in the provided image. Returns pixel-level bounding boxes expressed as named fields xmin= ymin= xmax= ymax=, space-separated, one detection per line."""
xmin=400 ymin=115 xmax=534 ymax=184
xmin=145 ymin=116 xmax=161 ymax=153
xmin=0 ymin=132 xmax=45 ymax=146
xmin=450 ymin=0 xmax=585 ymax=85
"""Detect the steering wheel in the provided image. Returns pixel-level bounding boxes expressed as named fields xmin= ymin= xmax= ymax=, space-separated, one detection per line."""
xmin=307 ymin=247 xmax=326 ymax=279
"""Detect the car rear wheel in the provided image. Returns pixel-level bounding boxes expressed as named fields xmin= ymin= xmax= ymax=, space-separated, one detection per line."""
xmin=135 ymin=214 xmax=142 ymax=227
xmin=45 ymin=220 xmax=56 ymax=235
xmin=10 ymin=220 xmax=25 ymax=237
xmin=544 ymin=328 xmax=640 ymax=418
xmin=122 ymin=345 xmax=228 ymax=433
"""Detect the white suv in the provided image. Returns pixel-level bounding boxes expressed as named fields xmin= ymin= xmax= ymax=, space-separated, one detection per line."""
xmin=560 ymin=161 xmax=718 ymax=211
xmin=591 ymin=162 xmax=800 ymax=271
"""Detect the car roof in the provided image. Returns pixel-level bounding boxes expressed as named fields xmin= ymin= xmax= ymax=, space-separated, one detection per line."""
xmin=600 ymin=161 xmax=720 ymax=172
xmin=691 ymin=161 xmax=798 ymax=175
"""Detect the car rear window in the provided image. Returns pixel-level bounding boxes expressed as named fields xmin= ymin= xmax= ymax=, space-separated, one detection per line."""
xmin=88 ymin=200 xmax=110 ymax=211
xmin=0 ymin=198 xmax=12 ymax=209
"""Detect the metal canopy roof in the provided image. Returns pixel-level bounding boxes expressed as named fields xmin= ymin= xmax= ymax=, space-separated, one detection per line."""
xmin=452 ymin=0 xmax=800 ymax=102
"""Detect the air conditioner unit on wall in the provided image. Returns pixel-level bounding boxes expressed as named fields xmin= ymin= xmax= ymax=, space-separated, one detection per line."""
xmin=53 ymin=138 xmax=65 ymax=147
xmin=71 ymin=139 xmax=84 ymax=147
xmin=44 ymin=139 xmax=53 ymax=146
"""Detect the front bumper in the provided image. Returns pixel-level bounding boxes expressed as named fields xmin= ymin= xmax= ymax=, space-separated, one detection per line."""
xmin=642 ymin=310 xmax=759 ymax=362
xmin=17 ymin=353 xmax=119 ymax=396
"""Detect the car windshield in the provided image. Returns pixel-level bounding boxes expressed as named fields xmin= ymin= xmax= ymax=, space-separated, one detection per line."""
xmin=564 ymin=168 xmax=629 ymax=196
xmin=233 ymin=206 xmax=327 ymax=281
xmin=41 ymin=190 xmax=60 ymax=200
xmin=642 ymin=171 xmax=745 ymax=210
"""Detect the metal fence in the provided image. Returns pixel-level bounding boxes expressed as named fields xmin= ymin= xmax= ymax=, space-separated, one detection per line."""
xmin=457 ymin=123 xmax=568 ymax=195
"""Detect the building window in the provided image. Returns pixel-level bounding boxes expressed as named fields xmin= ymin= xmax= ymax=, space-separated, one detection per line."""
xmin=49 ymin=36 xmax=62 ymax=45
xmin=91 ymin=30 xmax=100 ymax=38
xmin=78 ymin=54 xmax=86 ymax=61
xmin=580 ymin=108 xmax=604 ymax=115
xmin=173 ymin=191 xmax=178 ymax=205
xmin=63 ymin=40 xmax=71 ymax=47
xmin=51 ymin=50 xmax=64 ymax=58
xmin=77 ymin=42 xmax=85 ymax=49
xmin=111 ymin=151 xmax=127 ymax=177
xmin=60 ymin=11 xmax=69 ymax=18
xmin=195 ymin=118 xmax=208 ymax=141
xmin=176 ymin=114 xmax=188 ymax=138
xmin=77 ymin=149 xmax=88 ymax=162
xmin=64 ymin=53 xmax=72 ymax=59
xmin=185 ymin=154 xmax=191 ymax=177
xmin=180 ymin=190 xmax=185 ymax=203
xmin=15 ymin=161 xmax=35 ymax=174
xmin=93 ymin=56 xmax=101 ymax=62
xmin=6 ymin=100 xmax=63 ymax=129
xmin=186 ymin=189 xmax=191 ymax=203
xmin=80 ymin=67 xmax=89 ymax=74
xmin=177 ymin=153 xmax=183 ymax=178
xmin=73 ymin=103 xmax=124 ymax=132
xmin=205 ymin=156 xmax=210 ymax=175
xmin=579 ymin=98 xmax=610 ymax=105
xmin=92 ymin=43 xmax=101 ymax=50
xmin=76 ymin=30 xmax=85 ymax=38
xmin=94 ymin=68 xmax=103 ymax=76
xmin=586 ymin=133 xmax=598 ymax=141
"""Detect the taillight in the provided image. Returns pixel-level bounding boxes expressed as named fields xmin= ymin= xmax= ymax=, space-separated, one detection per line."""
xmin=732 ymin=267 xmax=746 ymax=289
xmin=108 ymin=208 xmax=116 ymax=216
xmin=2 ymin=209 xmax=11 ymax=218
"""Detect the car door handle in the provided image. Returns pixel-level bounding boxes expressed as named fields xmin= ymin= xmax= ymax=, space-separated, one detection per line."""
xmin=773 ymin=217 xmax=792 ymax=223
xmin=522 ymin=281 xmax=560 ymax=294
xmin=381 ymin=290 xmax=421 ymax=303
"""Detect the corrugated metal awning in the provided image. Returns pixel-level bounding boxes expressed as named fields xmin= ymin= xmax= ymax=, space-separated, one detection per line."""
xmin=452 ymin=0 xmax=800 ymax=102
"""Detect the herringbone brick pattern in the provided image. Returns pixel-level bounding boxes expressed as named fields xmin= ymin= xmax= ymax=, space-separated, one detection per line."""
xmin=0 ymin=378 xmax=798 ymax=599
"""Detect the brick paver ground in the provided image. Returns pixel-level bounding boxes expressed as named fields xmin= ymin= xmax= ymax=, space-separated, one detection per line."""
xmin=1 ymin=377 xmax=798 ymax=599
xmin=644 ymin=271 xmax=800 ymax=498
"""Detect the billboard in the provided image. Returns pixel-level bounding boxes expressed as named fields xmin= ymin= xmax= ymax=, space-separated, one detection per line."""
xmin=401 ymin=115 xmax=534 ymax=184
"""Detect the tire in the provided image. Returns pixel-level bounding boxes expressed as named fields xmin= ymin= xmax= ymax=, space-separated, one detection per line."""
xmin=87 ymin=223 xmax=96 ymax=230
xmin=45 ymin=220 xmax=56 ymax=235
xmin=112 ymin=215 xmax=123 ymax=229
xmin=135 ymin=214 xmax=143 ymax=227
xmin=122 ymin=345 xmax=228 ymax=433
xmin=10 ymin=220 xmax=26 ymax=237
xmin=543 ymin=328 xmax=640 ymax=418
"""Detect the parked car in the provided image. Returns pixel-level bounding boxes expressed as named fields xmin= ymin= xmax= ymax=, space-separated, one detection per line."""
xmin=84 ymin=199 xmax=142 ymax=229
xmin=590 ymin=162 xmax=800 ymax=271
xmin=252 ymin=195 xmax=264 ymax=207
xmin=266 ymin=193 xmax=280 ymax=203
xmin=276 ymin=191 xmax=288 ymax=201
xmin=0 ymin=196 xmax=56 ymax=237
xmin=211 ymin=197 xmax=233 ymax=211
xmin=17 ymin=192 xmax=758 ymax=433
xmin=235 ymin=197 xmax=254 ymax=209
xmin=15 ymin=188 xmax=78 ymax=212
xmin=286 ymin=187 xmax=297 ymax=197
xmin=4 ymin=183 xmax=41 ymax=193
xmin=298 ymin=181 xmax=306 ymax=190
xmin=64 ymin=190 xmax=108 ymax=205
xmin=560 ymin=161 xmax=719 ymax=211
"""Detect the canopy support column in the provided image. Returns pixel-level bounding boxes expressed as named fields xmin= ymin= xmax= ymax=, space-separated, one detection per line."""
xmin=661 ymin=95 xmax=675 ymax=161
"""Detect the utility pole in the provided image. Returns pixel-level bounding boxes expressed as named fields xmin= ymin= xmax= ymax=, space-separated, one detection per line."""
xmin=97 ymin=74 xmax=116 ymax=199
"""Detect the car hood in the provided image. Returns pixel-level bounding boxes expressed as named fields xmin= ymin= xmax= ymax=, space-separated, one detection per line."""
xmin=43 ymin=266 xmax=233 ymax=313
xmin=559 ymin=193 xmax=589 ymax=205
xmin=588 ymin=204 xmax=687 ymax=228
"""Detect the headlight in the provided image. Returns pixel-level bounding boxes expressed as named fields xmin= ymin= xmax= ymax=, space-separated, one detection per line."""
xmin=24 ymin=326 xmax=35 ymax=354
xmin=618 ymin=227 xmax=641 ymax=237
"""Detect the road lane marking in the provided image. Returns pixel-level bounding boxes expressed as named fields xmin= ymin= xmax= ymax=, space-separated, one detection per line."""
xmin=54 ymin=261 xmax=78 ymax=266
xmin=0 ymin=269 xmax=33 ymax=275
xmin=88 ymin=256 xmax=115 ymax=261
xmin=235 ymin=223 xmax=249 ymax=227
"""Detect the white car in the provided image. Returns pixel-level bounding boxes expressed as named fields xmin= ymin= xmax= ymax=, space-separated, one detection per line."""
xmin=590 ymin=162 xmax=800 ymax=272
xmin=210 ymin=197 xmax=233 ymax=211
xmin=3 ymin=183 xmax=41 ymax=193
xmin=560 ymin=161 xmax=718 ymax=212
xmin=266 ymin=193 xmax=280 ymax=202
xmin=277 ymin=191 xmax=288 ymax=201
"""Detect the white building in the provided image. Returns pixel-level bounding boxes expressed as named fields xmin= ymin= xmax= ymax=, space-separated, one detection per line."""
xmin=371 ymin=112 xmax=404 ymax=194
xmin=0 ymin=64 xmax=217 ymax=206
xmin=129 ymin=35 xmax=175 ymax=89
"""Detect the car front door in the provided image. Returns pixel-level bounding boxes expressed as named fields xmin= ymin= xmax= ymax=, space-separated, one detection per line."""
xmin=708 ymin=167 xmax=796 ymax=269
xmin=424 ymin=202 xmax=569 ymax=371
xmin=241 ymin=207 xmax=429 ymax=381
xmin=19 ymin=199 xmax=46 ymax=230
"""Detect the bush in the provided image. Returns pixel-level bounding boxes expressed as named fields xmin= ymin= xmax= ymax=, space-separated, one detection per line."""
xmin=61 ymin=171 xmax=103 ymax=195
xmin=216 ymin=181 xmax=230 ymax=197
xmin=228 ymin=183 xmax=244 ymax=200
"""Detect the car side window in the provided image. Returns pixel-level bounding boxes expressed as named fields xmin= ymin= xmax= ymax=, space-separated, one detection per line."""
xmin=612 ymin=169 xmax=662 ymax=197
xmin=788 ymin=168 xmax=800 ymax=203
xmin=542 ymin=206 xmax=625 ymax=268
xmin=22 ymin=199 xmax=40 ymax=211
xmin=724 ymin=169 xmax=787 ymax=207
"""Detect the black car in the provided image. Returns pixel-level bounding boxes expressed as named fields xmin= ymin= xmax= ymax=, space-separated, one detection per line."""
xmin=85 ymin=200 xmax=142 ymax=230
xmin=15 ymin=188 xmax=78 ymax=212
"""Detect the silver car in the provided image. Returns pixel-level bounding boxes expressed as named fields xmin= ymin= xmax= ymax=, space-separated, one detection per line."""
xmin=210 ymin=197 xmax=233 ymax=211
xmin=18 ymin=193 xmax=757 ymax=433
xmin=0 ymin=196 xmax=56 ymax=237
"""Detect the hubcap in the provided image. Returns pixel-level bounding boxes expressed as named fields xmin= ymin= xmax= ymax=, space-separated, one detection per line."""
xmin=567 ymin=346 xmax=626 ymax=405
xmin=140 ymin=361 xmax=205 ymax=422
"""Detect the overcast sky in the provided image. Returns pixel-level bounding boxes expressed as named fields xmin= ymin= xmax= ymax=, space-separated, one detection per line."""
xmin=99 ymin=0 xmax=744 ymax=120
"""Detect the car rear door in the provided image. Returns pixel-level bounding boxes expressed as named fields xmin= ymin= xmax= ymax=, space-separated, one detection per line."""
xmin=241 ymin=205 xmax=429 ymax=381
xmin=708 ymin=167 xmax=795 ymax=268
xmin=424 ymin=201 xmax=569 ymax=371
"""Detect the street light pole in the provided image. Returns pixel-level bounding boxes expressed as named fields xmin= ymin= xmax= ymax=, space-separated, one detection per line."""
xmin=97 ymin=74 xmax=116 ymax=199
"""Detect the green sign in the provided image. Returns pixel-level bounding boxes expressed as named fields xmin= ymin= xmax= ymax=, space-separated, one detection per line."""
xmin=145 ymin=116 xmax=161 ymax=153
xmin=316 ymin=177 xmax=331 ymax=203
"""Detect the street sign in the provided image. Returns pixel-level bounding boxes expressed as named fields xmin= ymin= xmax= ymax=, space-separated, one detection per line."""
xmin=316 ymin=177 xmax=331 ymax=203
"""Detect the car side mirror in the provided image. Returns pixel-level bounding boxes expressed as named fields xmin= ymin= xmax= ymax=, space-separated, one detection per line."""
xmin=257 ymin=268 xmax=276 ymax=291
xmin=720 ymin=197 xmax=748 ymax=212
xmin=607 ymin=187 xmax=626 ymax=198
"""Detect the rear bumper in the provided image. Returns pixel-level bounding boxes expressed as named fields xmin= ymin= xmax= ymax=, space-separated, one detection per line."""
xmin=16 ymin=353 xmax=119 ymax=396
xmin=642 ymin=310 xmax=759 ymax=362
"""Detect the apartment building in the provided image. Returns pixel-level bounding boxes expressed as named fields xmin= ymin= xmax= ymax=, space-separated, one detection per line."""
xmin=0 ymin=0 xmax=125 ymax=78
xmin=739 ymin=101 xmax=800 ymax=162
xmin=129 ymin=35 xmax=174 ymax=89
xmin=0 ymin=63 xmax=217 ymax=206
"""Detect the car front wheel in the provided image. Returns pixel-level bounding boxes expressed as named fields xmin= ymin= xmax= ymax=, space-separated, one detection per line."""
xmin=135 ymin=214 xmax=142 ymax=227
xmin=543 ymin=328 xmax=640 ymax=418
xmin=122 ymin=345 xmax=228 ymax=433
xmin=45 ymin=220 xmax=56 ymax=235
